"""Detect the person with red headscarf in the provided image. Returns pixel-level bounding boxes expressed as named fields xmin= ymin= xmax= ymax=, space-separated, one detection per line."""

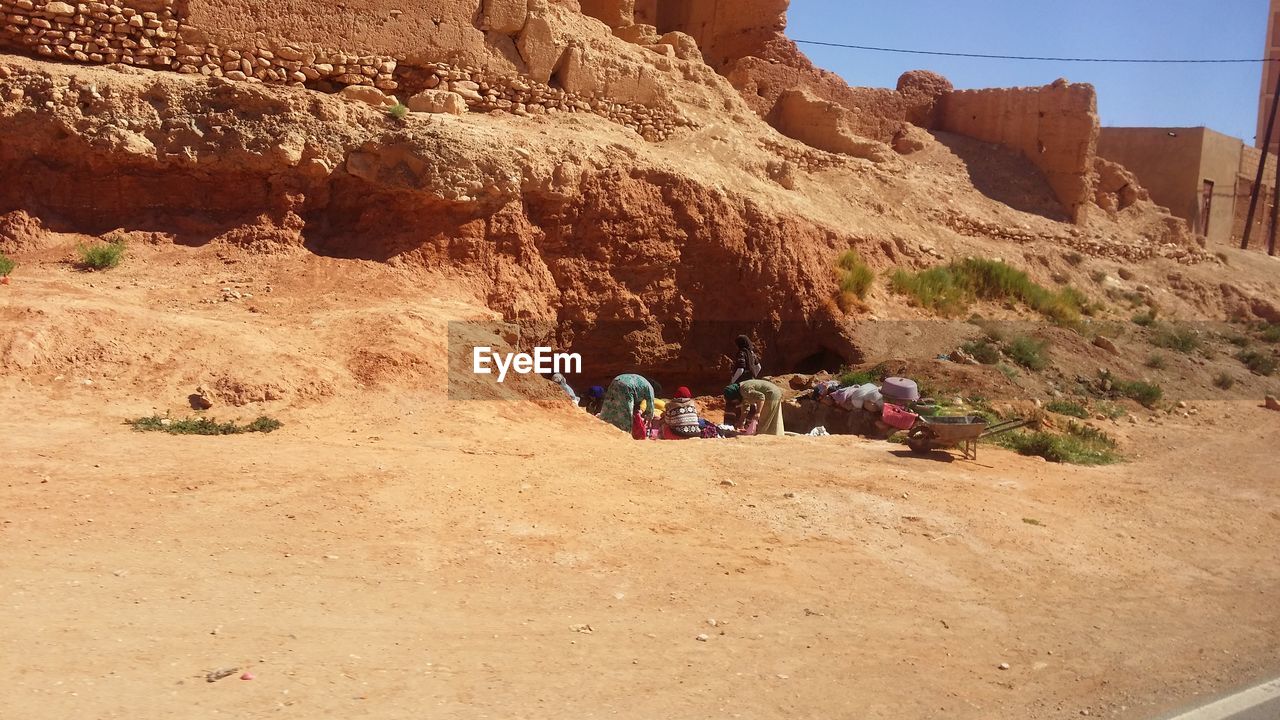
xmin=659 ymin=386 xmax=704 ymax=439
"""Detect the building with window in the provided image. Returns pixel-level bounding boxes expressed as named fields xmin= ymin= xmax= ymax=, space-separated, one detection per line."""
xmin=1097 ymin=127 xmax=1277 ymax=246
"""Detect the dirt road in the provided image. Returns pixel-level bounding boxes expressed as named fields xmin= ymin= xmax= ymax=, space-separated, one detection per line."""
xmin=3 ymin=384 xmax=1278 ymax=720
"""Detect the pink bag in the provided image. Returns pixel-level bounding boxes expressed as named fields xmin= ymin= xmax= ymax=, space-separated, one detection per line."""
xmin=632 ymin=411 xmax=648 ymax=440
xmin=881 ymin=403 xmax=919 ymax=431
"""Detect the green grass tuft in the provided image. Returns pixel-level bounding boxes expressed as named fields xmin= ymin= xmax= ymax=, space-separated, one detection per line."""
xmin=1145 ymin=354 xmax=1167 ymax=370
xmin=387 ymin=102 xmax=409 ymax=121
xmin=837 ymin=363 xmax=888 ymax=387
xmin=1045 ymin=400 xmax=1089 ymax=419
xmin=890 ymin=259 xmax=1089 ymax=327
xmin=997 ymin=421 xmax=1119 ymax=465
xmin=1213 ymin=372 xmax=1236 ymax=390
xmin=1095 ymin=400 xmax=1125 ymax=420
xmin=0 ymin=253 xmax=14 ymax=277
xmin=1150 ymin=323 xmax=1203 ymax=354
xmin=1237 ymin=349 xmax=1278 ymax=376
xmin=129 ymin=415 xmax=283 ymax=436
xmin=1005 ymin=336 xmax=1049 ymax=371
xmin=962 ymin=339 xmax=1002 ymax=365
xmin=834 ymin=250 xmax=875 ymax=312
xmin=1101 ymin=371 xmax=1163 ymax=408
xmin=1260 ymin=325 xmax=1280 ymax=344
xmin=1132 ymin=310 xmax=1157 ymax=327
xmin=76 ymin=238 xmax=125 ymax=270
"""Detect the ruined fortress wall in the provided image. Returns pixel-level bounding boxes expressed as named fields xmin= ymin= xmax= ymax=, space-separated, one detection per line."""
xmin=1 ymin=0 xmax=180 ymax=69
xmin=941 ymin=82 xmax=1099 ymax=221
xmin=652 ymin=0 xmax=787 ymax=70
xmin=0 ymin=0 xmax=688 ymax=141
xmin=179 ymin=0 xmax=500 ymax=68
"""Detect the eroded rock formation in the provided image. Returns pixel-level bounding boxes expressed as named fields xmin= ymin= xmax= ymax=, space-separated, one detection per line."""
xmin=0 ymin=0 xmax=1223 ymax=389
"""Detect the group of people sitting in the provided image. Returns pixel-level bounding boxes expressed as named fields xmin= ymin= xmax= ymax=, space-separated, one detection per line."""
xmin=553 ymin=335 xmax=786 ymax=440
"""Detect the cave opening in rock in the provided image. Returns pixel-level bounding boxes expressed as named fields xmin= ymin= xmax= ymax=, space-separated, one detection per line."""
xmin=793 ymin=347 xmax=846 ymax=376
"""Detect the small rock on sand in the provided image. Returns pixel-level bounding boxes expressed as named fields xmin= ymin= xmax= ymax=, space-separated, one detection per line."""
xmin=1266 ymin=395 xmax=1280 ymax=412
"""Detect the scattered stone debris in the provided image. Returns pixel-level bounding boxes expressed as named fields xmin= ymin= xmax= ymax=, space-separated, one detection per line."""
xmin=998 ymin=662 xmax=1010 ymax=670
xmin=569 ymin=623 xmax=593 ymax=634
xmin=189 ymin=387 xmax=213 ymax=410
xmin=205 ymin=667 xmax=239 ymax=683
xmin=1092 ymin=336 xmax=1119 ymax=355
xmin=695 ymin=633 xmax=709 ymax=642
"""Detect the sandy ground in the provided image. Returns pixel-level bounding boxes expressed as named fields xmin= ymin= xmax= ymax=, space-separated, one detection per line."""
xmin=2 ymin=251 xmax=1280 ymax=720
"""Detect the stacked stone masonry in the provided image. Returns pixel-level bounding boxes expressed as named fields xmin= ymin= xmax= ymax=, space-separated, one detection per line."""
xmin=1 ymin=0 xmax=180 ymax=68
xmin=0 ymin=0 xmax=686 ymax=142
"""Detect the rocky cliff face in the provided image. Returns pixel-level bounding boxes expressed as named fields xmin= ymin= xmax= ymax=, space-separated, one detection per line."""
xmin=0 ymin=1 xmax=1222 ymax=390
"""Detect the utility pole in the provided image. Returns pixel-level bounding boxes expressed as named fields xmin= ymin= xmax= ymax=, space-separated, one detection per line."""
xmin=1268 ymin=164 xmax=1280 ymax=255
xmin=1271 ymin=174 xmax=1280 ymax=255
xmin=1243 ymin=65 xmax=1280 ymax=250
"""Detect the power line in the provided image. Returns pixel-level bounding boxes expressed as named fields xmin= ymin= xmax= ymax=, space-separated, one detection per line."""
xmin=794 ymin=39 xmax=1279 ymax=64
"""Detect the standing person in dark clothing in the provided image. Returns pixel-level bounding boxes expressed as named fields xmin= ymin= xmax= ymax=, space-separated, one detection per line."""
xmin=725 ymin=335 xmax=763 ymax=426
xmin=729 ymin=335 xmax=762 ymax=384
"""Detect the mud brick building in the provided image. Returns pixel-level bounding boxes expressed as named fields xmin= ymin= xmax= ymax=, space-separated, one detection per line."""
xmin=1098 ymin=127 xmax=1279 ymax=247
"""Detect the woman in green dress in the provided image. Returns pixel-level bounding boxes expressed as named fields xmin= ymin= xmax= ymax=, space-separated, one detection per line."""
xmin=724 ymin=379 xmax=785 ymax=436
xmin=599 ymin=373 xmax=656 ymax=434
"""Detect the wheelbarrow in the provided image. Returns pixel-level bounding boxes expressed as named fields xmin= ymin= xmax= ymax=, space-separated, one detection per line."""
xmin=905 ymin=415 xmax=1029 ymax=461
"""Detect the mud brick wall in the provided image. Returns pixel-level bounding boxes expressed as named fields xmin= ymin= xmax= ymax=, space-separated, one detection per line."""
xmin=941 ymin=81 xmax=1100 ymax=222
xmin=0 ymin=0 xmax=686 ymax=142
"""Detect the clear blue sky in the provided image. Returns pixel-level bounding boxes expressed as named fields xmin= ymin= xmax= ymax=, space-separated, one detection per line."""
xmin=787 ymin=0 xmax=1270 ymax=143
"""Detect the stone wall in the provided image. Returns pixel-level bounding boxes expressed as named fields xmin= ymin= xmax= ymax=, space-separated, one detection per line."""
xmin=0 ymin=0 xmax=687 ymax=141
xmin=940 ymin=80 xmax=1099 ymax=222
xmin=1 ymin=0 xmax=180 ymax=68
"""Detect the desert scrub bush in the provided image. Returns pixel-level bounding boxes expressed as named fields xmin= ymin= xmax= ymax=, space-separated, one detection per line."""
xmin=76 ymin=237 xmax=125 ymax=270
xmin=967 ymin=316 xmax=1011 ymax=343
xmin=1094 ymin=400 xmax=1125 ymax=420
xmin=1237 ymin=349 xmax=1278 ymax=376
xmin=1102 ymin=372 xmax=1164 ymax=408
xmin=0 ymin=253 xmax=14 ymax=277
xmin=1145 ymin=354 xmax=1167 ymax=370
xmin=1213 ymin=372 xmax=1236 ymax=390
xmin=1259 ymin=324 xmax=1280 ymax=344
xmin=1005 ymin=336 xmax=1049 ymax=371
xmin=1045 ymin=400 xmax=1089 ymax=419
xmin=834 ymin=250 xmax=874 ymax=311
xmin=962 ymin=338 xmax=1002 ymax=365
xmin=1132 ymin=309 xmax=1158 ymax=327
xmin=129 ymin=415 xmax=283 ymax=435
xmin=1150 ymin=323 xmax=1203 ymax=354
xmin=997 ymin=421 xmax=1119 ymax=465
xmin=997 ymin=363 xmax=1020 ymax=381
xmin=1226 ymin=334 xmax=1252 ymax=348
xmin=890 ymin=259 xmax=1089 ymax=326
xmin=387 ymin=102 xmax=409 ymax=121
